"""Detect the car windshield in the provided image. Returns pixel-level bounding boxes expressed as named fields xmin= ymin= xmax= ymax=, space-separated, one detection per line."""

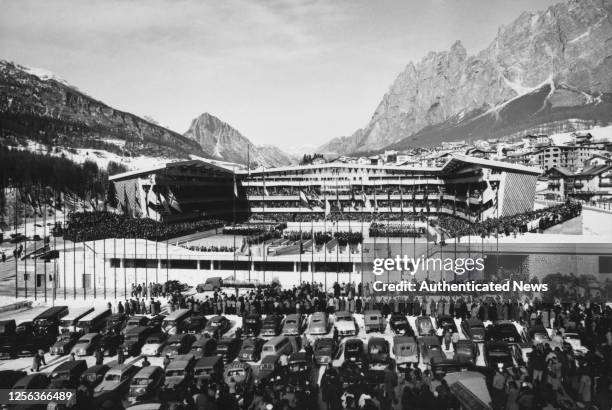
xmin=285 ymin=320 xmax=296 ymax=325
xmin=105 ymin=374 xmax=121 ymax=382
xmin=147 ymin=338 xmax=162 ymax=344
xmin=227 ymin=369 xmax=244 ymax=377
xmin=369 ymin=316 xmax=378 ymax=321
xmin=489 ymin=350 xmax=509 ymax=357
xmin=133 ymin=378 xmax=150 ymax=386
xmin=194 ymin=369 xmax=209 ymax=376
xmin=210 ymin=321 xmax=222 ymax=327
xmin=169 ymin=342 xmax=181 ymax=347
xmin=312 ymin=318 xmax=322 ymax=323
xmin=289 ymin=363 xmax=307 ymax=373
xmin=369 ymin=344 xmax=387 ymax=354
xmin=76 ymin=340 xmax=89 ymax=345
xmin=338 ymin=316 xmax=351 ymax=321
xmin=166 ymin=370 xmax=184 ymax=377
xmin=59 ymin=320 xmax=73 ymax=327
xmin=395 ymin=345 xmax=415 ymax=356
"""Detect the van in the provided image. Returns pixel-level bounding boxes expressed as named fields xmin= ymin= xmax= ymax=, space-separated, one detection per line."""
xmin=161 ymin=309 xmax=191 ymax=335
xmin=193 ymin=356 xmax=224 ymax=384
xmin=363 ymin=310 xmax=384 ymax=333
xmin=261 ymin=335 xmax=293 ymax=359
xmin=48 ymin=359 xmax=88 ymax=388
xmin=59 ymin=307 xmax=94 ymax=333
xmin=76 ymin=309 xmax=111 ymax=334
xmin=128 ymin=366 xmax=164 ymax=404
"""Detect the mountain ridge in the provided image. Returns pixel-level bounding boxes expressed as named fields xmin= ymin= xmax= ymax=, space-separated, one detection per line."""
xmin=318 ymin=0 xmax=612 ymax=155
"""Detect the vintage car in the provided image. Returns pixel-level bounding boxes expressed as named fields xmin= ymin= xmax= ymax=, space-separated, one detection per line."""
xmin=94 ymin=363 xmax=141 ymax=401
xmin=363 ymin=310 xmax=384 ymax=333
xmin=334 ymin=311 xmax=358 ymax=337
xmin=194 ymin=356 xmax=224 ymax=385
xmin=122 ymin=315 xmax=149 ymax=335
xmin=214 ymin=336 xmax=242 ymax=363
xmin=0 ymin=320 xmax=18 ymax=359
xmin=367 ymin=337 xmax=391 ymax=369
xmin=124 ymin=326 xmax=154 ymax=356
xmin=127 ymin=366 xmax=165 ymax=404
xmin=100 ymin=332 xmax=124 ymax=356
xmin=13 ymin=373 xmax=50 ymax=390
xmin=106 ymin=313 xmax=128 ymax=333
xmin=419 ymin=335 xmax=446 ymax=363
xmin=286 ymin=352 xmax=315 ymax=391
xmin=282 ymin=314 xmax=304 ymax=336
xmin=389 ymin=313 xmax=413 ymax=336
xmin=393 ymin=335 xmax=419 ymax=371
xmin=453 ymin=340 xmax=479 ymax=364
xmin=238 ymin=338 xmax=265 ymax=362
xmin=256 ymin=354 xmax=280 ymax=384
xmin=430 ymin=357 xmax=474 ymax=377
xmin=243 ymin=314 xmax=262 ymax=337
xmin=339 ymin=361 xmax=366 ymax=388
xmin=203 ymin=315 xmax=231 ymax=337
xmin=159 ymin=359 xmax=195 ymax=401
xmin=189 ymin=336 xmax=217 ymax=359
xmin=307 ymin=312 xmax=330 ymax=335
xmin=563 ymin=332 xmax=587 ymax=354
xmin=184 ymin=315 xmax=207 ymax=334
xmin=261 ymin=314 xmax=284 ymax=337
xmin=71 ymin=333 xmax=102 ymax=356
xmin=50 ymin=331 xmax=81 ymax=355
xmin=484 ymin=341 xmax=515 ymax=369
xmin=461 ymin=318 xmax=486 ymax=342
xmin=342 ymin=338 xmax=365 ymax=364
xmin=313 ymin=338 xmax=337 ymax=365
xmin=486 ymin=321 xmax=524 ymax=344
xmin=80 ymin=364 xmax=110 ymax=389
xmin=48 ymin=360 xmax=88 ymax=388
xmin=528 ymin=325 xmax=551 ymax=345
xmin=436 ymin=315 xmax=458 ymax=334
xmin=161 ymin=333 xmax=196 ymax=357
xmin=140 ymin=333 xmax=169 ymax=356
xmin=415 ymin=316 xmax=436 ymax=336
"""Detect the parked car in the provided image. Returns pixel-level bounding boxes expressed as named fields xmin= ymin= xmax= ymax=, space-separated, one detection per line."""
xmin=392 ymin=336 xmax=419 ymax=371
xmin=148 ymin=315 xmax=166 ymax=333
xmin=528 ymin=324 xmax=551 ymax=345
xmin=159 ymin=359 xmax=195 ymax=401
xmin=282 ymin=314 xmax=304 ymax=336
xmin=141 ymin=333 xmax=169 ymax=357
xmin=343 ymin=338 xmax=365 ymax=364
xmin=194 ymin=356 xmax=224 ymax=385
xmin=367 ymin=337 xmax=391 ymax=368
xmin=363 ymin=310 xmax=384 ymax=333
xmin=80 ymin=364 xmax=110 ymax=389
xmin=243 ymin=314 xmax=262 ymax=337
xmin=461 ymin=318 xmax=486 ymax=342
xmin=127 ymin=366 xmax=164 ymax=404
xmin=389 ymin=313 xmax=413 ymax=336
xmin=0 ymin=370 xmax=27 ymax=389
xmin=239 ymin=338 xmax=265 ymax=362
xmin=50 ymin=331 xmax=80 ymax=355
xmin=261 ymin=314 xmax=284 ymax=337
xmin=415 ymin=316 xmax=436 ymax=336
xmin=307 ymin=312 xmax=330 ymax=335
xmin=0 ymin=320 xmax=17 ymax=360
xmin=486 ymin=321 xmax=524 ymax=344
xmin=203 ymin=316 xmax=231 ymax=338
xmin=122 ymin=315 xmax=149 ymax=335
xmin=286 ymin=352 xmax=315 ymax=392
xmin=436 ymin=315 xmax=458 ymax=334
xmin=71 ymin=333 xmax=102 ymax=356
xmin=430 ymin=357 xmax=474 ymax=377
xmin=419 ymin=335 xmax=446 ymax=363
xmin=94 ymin=363 xmax=141 ymax=402
xmin=334 ymin=311 xmax=358 ymax=337
xmin=453 ymin=340 xmax=479 ymax=364
xmin=48 ymin=360 xmax=88 ymax=388
xmin=100 ymin=332 xmax=124 ymax=356
xmin=314 ymin=338 xmax=337 ymax=365
xmin=256 ymin=354 xmax=281 ymax=384
xmin=189 ymin=336 xmax=217 ymax=359
xmin=214 ymin=337 xmax=242 ymax=363
xmin=223 ymin=361 xmax=254 ymax=407
xmin=123 ymin=326 xmax=154 ymax=356
xmin=484 ymin=341 xmax=514 ymax=369
xmin=184 ymin=315 xmax=207 ymax=334
xmin=106 ymin=313 xmax=128 ymax=333
xmin=161 ymin=333 xmax=196 ymax=357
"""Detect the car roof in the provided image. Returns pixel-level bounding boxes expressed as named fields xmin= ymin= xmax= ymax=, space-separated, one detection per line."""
xmin=80 ymin=333 xmax=100 ymax=339
xmin=82 ymin=364 xmax=109 ymax=374
xmin=260 ymin=354 xmax=279 ymax=364
xmin=289 ymin=352 xmax=308 ymax=362
xmin=166 ymin=360 xmax=190 ymax=371
xmin=134 ymin=366 xmax=162 ymax=377
xmin=465 ymin=318 xmax=484 ymax=325
xmin=345 ymin=338 xmax=363 ymax=346
xmin=285 ymin=313 xmax=299 ymax=319
xmin=209 ymin=315 xmax=226 ymax=322
xmin=363 ymin=310 xmax=381 ymax=315
xmin=109 ymin=363 xmax=137 ymax=374
xmin=225 ymin=360 xmax=250 ymax=370
xmin=192 ymin=337 xmax=214 ymax=347
xmin=54 ymin=359 xmax=87 ymax=371
xmin=168 ymin=333 xmax=189 ymax=342
xmin=420 ymin=335 xmax=440 ymax=343
xmin=311 ymin=311 xmax=326 ymax=318
xmin=125 ymin=326 xmax=150 ymax=334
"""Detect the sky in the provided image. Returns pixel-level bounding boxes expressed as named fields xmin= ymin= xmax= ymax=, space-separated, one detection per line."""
xmin=0 ymin=0 xmax=560 ymax=153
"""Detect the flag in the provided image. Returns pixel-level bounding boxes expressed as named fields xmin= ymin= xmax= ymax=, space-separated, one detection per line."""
xmin=351 ymin=191 xmax=357 ymax=210
xmin=362 ymin=192 xmax=372 ymax=212
xmin=122 ymin=186 xmax=131 ymax=216
xmin=387 ymin=190 xmax=392 ymax=211
xmin=482 ymin=180 xmax=494 ymax=204
xmin=373 ymin=189 xmax=378 ymax=213
xmin=424 ymin=186 xmax=430 ymax=214
xmin=412 ymin=185 xmax=416 ymax=214
xmin=233 ymin=176 xmax=238 ymax=198
xmin=299 ymin=191 xmax=311 ymax=209
xmin=166 ymin=189 xmax=182 ymax=213
xmin=399 ymin=189 xmax=403 ymax=215
xmin=325 ymin=199 xmax=331 ymax=218
xmin=263 ymin=186 xmax=270 ymax=197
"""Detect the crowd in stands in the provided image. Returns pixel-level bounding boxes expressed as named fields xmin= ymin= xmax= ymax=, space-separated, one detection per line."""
xmin=61 ymin=211 xmax=224 ymax=242
xmin=186 ymin=245 xmax=237 ymax=253
xmin=436 ymin=201 xmax=582 ymax=238
xmin=369 ymin=222 xmax=426 ymax=238
xmin=222 ymin=223 xmax=287 ymax=236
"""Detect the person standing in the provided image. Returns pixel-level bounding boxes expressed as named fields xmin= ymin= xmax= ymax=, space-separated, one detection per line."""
xmin=117 ymin=347 xmax=125 ymax=365
xmin=95 ymin=347 xmax=104 ymax=366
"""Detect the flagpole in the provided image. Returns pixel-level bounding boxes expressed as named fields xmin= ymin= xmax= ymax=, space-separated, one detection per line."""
xmin=233 ymin=171 xmax=237 ymax=281
xmin=72 ymin=194 xmax=76 ymax=300
xmin=360 ymin=177 xmax=364 ymax=293
xmin=14 ymin=186 xmax=18 ymax=299
xmin=262 ymin=167 xmax=266 ymax=283
xmin=400 ymin=187 xmax=403 ymax=281
xmin=34 ymin=185 xmax=37 ymax=301
xmin=299 ymin=179 xmax=302 ymax=285
xmin=335 ymin=169 xmax=339 ymax=285
xmin=24 ymin=186 xmax=28 ymax=299
xmin=43 ymin=186 xmax=47 ymax=302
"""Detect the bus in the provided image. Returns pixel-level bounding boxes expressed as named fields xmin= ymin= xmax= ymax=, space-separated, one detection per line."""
xmin=76 ymin=309 xmax=112 ymax=334
xmin=162 ymin=309 xmax=191 ymax=335
xmin=59 ymin=307 xmax=95 ymax=334
xmin=33 ymin=306 xmax=69 ymax=336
